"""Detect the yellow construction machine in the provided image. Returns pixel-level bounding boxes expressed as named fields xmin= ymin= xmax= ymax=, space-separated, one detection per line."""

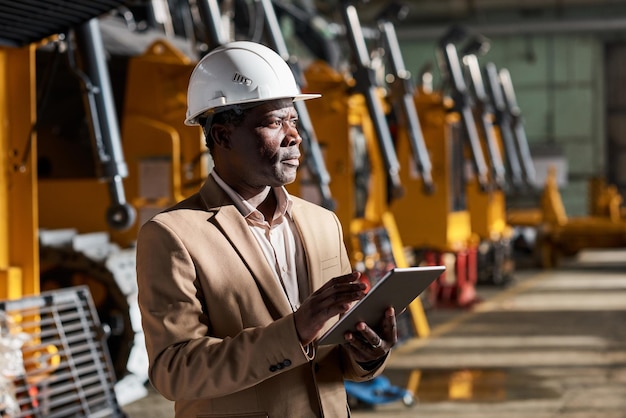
xmin=415 ymin=26 xmax=516 ymax=288
xmin=532 ymin=168 xmax=626 ymax=268
xmin=589 ymin=177 xmax=626 ymax=221
xmin=459 ymin=34 xmax=517 ymax=285
xmin=369 ymin=9 xmax=481 ymax=307
xmin=303 ymin=0 xmax=431 ymax=338
xmin=393 ymin=85 xmax=482 ymax=307
xmin=0 ymin=0 xmax=148 ymax=413
xmin=391 ymin=25 xmax=506 ymax=306
xmin=34 ymin=21 xmax=204 ymax=407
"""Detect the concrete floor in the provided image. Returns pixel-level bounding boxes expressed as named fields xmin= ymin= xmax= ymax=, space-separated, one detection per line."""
xmin=121 ymin=249 xmax=626 ymax=418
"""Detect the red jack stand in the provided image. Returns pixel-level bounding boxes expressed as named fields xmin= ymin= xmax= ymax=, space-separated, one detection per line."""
xmin=424 ymin=248 xmax=479 ymax=308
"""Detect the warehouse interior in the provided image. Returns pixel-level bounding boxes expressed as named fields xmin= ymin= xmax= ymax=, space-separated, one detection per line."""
xmin=1 ymin=1 xmax=625 ymax=417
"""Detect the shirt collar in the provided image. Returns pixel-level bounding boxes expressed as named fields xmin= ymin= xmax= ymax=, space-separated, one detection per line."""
xmin=210 ymin=170 xmax=293 ymax=220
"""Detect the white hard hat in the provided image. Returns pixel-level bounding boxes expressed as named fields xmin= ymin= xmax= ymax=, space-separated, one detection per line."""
xmin=184 ymin=41 xmax=321 ymax=126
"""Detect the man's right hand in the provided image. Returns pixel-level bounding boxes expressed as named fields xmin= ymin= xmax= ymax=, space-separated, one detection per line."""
xmin=294 ymin=272 xmax=366 ymax=346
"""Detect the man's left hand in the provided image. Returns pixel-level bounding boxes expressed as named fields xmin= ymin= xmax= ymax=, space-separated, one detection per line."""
xmin=343 ymin=307 xmax=397 ymax=363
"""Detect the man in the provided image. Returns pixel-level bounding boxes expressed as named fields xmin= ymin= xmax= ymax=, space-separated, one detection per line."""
xmin=136 ymin=41 xmax=396 ymax=417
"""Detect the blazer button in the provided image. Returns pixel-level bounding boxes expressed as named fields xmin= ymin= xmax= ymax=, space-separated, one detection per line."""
xmin=269 ymin=365 xmax=277 ymax=372
xmin=282 ymin=359 xmax=292 ymax=367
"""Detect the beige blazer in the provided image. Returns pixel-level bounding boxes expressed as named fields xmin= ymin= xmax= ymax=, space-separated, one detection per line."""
xmin=136 ymin=176 xmax=386 ymax=417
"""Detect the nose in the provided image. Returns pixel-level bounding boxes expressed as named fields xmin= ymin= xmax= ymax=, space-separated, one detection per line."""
xmin=283 ymin=120 xmax=302 ymax=147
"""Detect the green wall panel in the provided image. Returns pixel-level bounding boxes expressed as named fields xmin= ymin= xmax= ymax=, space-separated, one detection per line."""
xmin=554 ymin=86 xmax=594 ymax=138
xmin=513 ymin=87 xmax=551 ymax=142
xmin=564 ymin=142 xmax=598 ymax=177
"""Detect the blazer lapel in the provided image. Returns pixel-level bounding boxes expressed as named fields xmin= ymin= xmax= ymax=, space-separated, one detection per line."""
xmin=291 ymin=200 xmax=323 ymax=293
xmin=199 ymin=177 xmax=293 ymax=318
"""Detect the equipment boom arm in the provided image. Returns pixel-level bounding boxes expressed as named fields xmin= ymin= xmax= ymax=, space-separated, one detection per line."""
xmin=340 ymin=1 xmax=403 ymax=200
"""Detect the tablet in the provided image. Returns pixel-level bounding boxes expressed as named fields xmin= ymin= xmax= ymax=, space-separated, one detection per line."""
xmin=317 ymin=265 xmax=445 ymax=346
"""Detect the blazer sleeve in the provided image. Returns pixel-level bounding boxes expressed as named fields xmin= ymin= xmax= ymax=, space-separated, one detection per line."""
xmin=136 ymin=218 xmax=312 ymax=401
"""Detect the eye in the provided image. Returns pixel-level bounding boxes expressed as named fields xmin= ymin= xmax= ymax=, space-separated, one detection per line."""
xmin=266 ymin=118 xmax=283 ymax=129
xmin=261 ymin=114 xmax=298 ymax=129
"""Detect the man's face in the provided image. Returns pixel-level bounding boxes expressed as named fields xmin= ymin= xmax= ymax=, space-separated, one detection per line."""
xmin=222 ymin=98 xmax=302 ymax=191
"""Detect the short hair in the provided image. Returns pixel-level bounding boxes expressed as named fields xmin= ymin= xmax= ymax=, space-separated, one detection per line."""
xmin=200 ymin=107 xmax=247 ymax=150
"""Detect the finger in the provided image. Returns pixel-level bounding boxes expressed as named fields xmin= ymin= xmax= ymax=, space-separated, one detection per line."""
xmin=343 ymin=331 xmax=369 ymax=351
xmin=355 ymin=322 xmax=383 ymax=347
xmin=310 ymin=272 xmax=363 ymax=299
xmin=381 ymin=307 xmax=397 ymax=342
xmin=317 ymin=290 xmax=364 ymax=318
xmin=313 ymin=280 xmax=366 ymax=308
xmin=327 ymin=272 xmax=362 ymax=287
xmin=344 ymin=331 xmax=385 ymax=358
xmin=307 ymin=285 xmax=367 ymax=322
xmin=353 ymin=309 xmax=397 ymax=348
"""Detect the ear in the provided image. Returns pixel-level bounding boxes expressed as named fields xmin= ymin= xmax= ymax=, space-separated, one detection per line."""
xmin=210 ymin=124 xmax=232 ymax=149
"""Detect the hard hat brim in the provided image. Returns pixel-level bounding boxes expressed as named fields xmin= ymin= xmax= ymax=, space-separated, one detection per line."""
xmin=184 ymin=93 xmax=321 ymax=126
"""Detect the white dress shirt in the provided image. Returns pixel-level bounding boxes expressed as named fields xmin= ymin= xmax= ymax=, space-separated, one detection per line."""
xmin=211 ymin=171 xmax=308 ymax=310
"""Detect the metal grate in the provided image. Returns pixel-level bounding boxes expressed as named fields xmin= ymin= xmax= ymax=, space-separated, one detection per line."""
xmin=0 ymin=0 xmax=128 ymax=47
xmin=0 ymin=286 xmax=124 ymax=418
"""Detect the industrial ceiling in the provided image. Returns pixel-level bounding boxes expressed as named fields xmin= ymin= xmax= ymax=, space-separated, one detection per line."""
xmin=0 ymin=0 xmax=128 ymax=47
xmin=350 ymin=0 xmax=626 ymax=39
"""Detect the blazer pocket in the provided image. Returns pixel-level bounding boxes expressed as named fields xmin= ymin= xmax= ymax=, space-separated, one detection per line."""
xmin=321 ymin=256 xmax=340 ymax=277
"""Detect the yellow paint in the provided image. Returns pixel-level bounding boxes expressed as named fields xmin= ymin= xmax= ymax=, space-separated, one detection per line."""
xmin=0 ymin=44 xmax=39 ymax=299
